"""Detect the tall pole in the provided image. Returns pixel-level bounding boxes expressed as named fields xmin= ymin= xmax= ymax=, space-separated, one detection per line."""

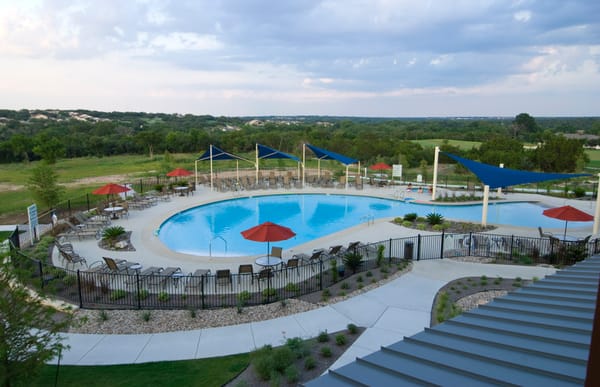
xmin=209 ymin=145 xmax=214 ymax=191
xmin=194 ymin=160 xmax=198 ymax=187
xmin=302 ymin=144 xmax=306 ymax=188
xmin=481 ymin=185 xmax=490 ymax=227
xmin=255 ymin=143 xmax=259 ymax=183
xmin=431 ymin=146 xmax=439 ymax=200
xmin=594 ymin=173 xmax=600 ymax=234
xmin=497 ymin=163 xmax=504 ymax=196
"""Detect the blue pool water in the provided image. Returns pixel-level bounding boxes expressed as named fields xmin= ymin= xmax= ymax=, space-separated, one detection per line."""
xmin=157 ymin=194 xmax=592 ymax=256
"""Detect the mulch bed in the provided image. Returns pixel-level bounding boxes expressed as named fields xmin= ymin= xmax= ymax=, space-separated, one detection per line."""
xmin=97 ymin=231 xmax=136 ymax=251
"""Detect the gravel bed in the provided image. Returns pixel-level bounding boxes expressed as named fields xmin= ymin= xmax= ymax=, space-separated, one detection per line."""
xmin=68 ymin=264 xmax=412 ymax=335
xmin=455 ymin=290 xmax=508 ymax=312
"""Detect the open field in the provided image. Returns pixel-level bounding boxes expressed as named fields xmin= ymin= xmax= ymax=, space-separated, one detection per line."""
xmin=413 ymin=139 xmax=481 ymax=150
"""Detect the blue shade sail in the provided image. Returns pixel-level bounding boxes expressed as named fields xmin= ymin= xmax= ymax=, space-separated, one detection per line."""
xmin=197 ymin=145 xmax=246 ymax=161
xmin=444 ymin=152 xmax=591 ymax=189
xmin=257 ymin=143 xmax=300 ymax=161
xmin=305 ymin=144 xmax=357 ymax=165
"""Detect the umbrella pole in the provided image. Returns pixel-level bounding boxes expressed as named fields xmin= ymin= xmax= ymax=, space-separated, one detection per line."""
xmin=564 ymin=221 xmax=568 ymax=240
xmin=267 ymin=241 xmax=270 ymax=265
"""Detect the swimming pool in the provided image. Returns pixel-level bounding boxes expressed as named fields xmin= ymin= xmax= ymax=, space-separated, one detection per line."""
xmin=157 ymin=194 xmax=592 ymax=256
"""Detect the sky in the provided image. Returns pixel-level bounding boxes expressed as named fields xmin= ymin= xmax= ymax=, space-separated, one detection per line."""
xmin=0 ymin=0 xmax=599 ymax=117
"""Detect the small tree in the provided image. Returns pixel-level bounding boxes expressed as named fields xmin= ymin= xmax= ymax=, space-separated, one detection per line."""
xmin=27 ymin=163 xmax=65 ymax=210
xmin=0 ymin=255 xmax=71 ymax=386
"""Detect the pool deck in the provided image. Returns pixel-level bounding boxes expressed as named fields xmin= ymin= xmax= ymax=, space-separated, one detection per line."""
xmin=47 ymin=184 xmax=593 ymax=368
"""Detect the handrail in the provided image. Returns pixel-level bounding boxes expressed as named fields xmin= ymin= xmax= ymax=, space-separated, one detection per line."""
xmin=209 ymin=235 xmax=227 ymax=257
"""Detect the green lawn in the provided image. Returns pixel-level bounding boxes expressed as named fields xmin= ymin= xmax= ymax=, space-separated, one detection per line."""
xmin=31 ymin=354 xmax=249 ymax=387
xmin=413 ymin=139 xmax=481 ymax=150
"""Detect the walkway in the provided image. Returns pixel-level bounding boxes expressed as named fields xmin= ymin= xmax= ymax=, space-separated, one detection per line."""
xmin=53 ymin=258 xmax=556 ymax=368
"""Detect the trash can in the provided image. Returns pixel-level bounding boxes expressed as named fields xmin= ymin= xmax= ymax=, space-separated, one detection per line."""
xmin=404 ymin=241 xmax=414 ymax=260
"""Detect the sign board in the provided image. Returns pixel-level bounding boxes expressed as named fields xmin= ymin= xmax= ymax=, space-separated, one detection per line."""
xmin=392 ymin=164 xmax=402 ymax=178
xmin=416 ymin=174 xmax=423 ymax=183
xmin=27 ymin=204 xmax=38 ymax=244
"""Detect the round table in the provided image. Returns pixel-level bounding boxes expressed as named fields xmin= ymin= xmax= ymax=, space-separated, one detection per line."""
xmin=255 ymin=256 xmax=283 ymax=268
xmin=174 ymin=186 xmax=188 ymax=196
xmin=104 ymin=206 xmax=124 ymax=219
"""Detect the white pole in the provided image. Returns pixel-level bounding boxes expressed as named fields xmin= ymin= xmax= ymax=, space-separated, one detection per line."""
xmin=481 ymin=185 xmax=490 ymax=227
xmin=497 ymin=164 xmax=504 ymax=195
xmin=431 ymin=146 xmax=439 ymax=200
xmin=302 ymin=144 xmax=306 ymax=188
xmin=194 ymin=160 xmax=198 ymax=187
xmin=210 ymin=145 xmax=214 ymax=191
xmin=345 ymin=165 xmax=349 ymax=190
xmin=236 ymin=160 xmax=239 ymax=183
xmin=593 ymin=173 xmax=600 ymax=234
xmin=255 ymin=144 xmax=259 ymax=183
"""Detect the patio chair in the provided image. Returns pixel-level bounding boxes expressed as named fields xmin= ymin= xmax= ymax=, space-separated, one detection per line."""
xmin=294 ymin=249 xmax=324 ymax=272
xmin=103 ymin=257 xmax=140 ymax=274
xmin=146 ymin=267 xmax=182 ymax=289
xmin=257 ymin=268 xmax=273 ymax=282
xmin=538 ymin=227 xmax=553 ymax=238
xmin=60 ymin=220 xmax=101 ymax=240
xmin=184 ymin=269 xmax=210 ymax=293
xmin=238 ymin=264 xmax=254 ymax=284
xmin=271 ymin=246 xmax=283 ymax=259
xmin=324 ymin=245 xmax=343 ymax=259
xmin=284 ymin=258 xmax=300 ymax=277
xmin=215 ymin=269 xmax=232 ymax=290
xmin=59 ymin=249 xmax=87 ymax=270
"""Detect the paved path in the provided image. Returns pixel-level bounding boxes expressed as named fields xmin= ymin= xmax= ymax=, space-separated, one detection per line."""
xmin=53 ymin=259 xmax=556 ymax=368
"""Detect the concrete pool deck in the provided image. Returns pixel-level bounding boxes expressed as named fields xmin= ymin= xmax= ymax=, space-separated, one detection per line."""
xmin=47 ymin=184 xmax=594 ymax=367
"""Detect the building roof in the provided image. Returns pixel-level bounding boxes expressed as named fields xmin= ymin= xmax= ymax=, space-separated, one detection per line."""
xmin=305 ymin=257 xmax=599 ymax=386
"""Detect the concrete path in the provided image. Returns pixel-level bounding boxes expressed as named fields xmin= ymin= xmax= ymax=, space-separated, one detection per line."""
xmin=53 ymin=259 xmax=556 ymax=368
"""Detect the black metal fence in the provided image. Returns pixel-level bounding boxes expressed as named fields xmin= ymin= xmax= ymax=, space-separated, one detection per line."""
xmin=8 ymin=228 xmax=599 ymax=311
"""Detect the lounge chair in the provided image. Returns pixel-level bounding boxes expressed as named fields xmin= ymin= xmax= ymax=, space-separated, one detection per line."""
xmin=215 ymin=269 xmax=232 ymax=290
xmin=294 ymin=249 xmax=324 ymax=271
xmin=145 ymin=267 xmax=182 ymax=289
xmin=238 ymin=264 xmax=254 ymax=284
xmin=102 ymin=257 xmax=140 ymax=274
xmin=59 ymin=220 xmax=101 ymax=240
xmin=324 ymin=245 xmax=343 ymax=259
xmin=74 ymin=212 xmax=109 ymax=228
xmin=184 ymin=269 xmax=210 ymax=293
xmin=59 ymin=249 xmax=87 ymax=269
xmin=538 ymin=227 xmax=553 ymax=238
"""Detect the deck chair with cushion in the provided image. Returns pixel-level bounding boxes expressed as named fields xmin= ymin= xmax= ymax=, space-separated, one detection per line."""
xmin=324 ymin=245 xmax=343 ymax=259
xmin=145 ymin=267 xmax=182 ymax=289
xmin=59 ymin=249 xmax=87 ymax=269
xmin=294 ymin=249 xmax=324 ymax=271
xmin=103 ymin=257 xmax=140 ymax=274
xmin=538 ymin=226 xmax=553 ymax=238
xmin=271 ymin=246 xmax=283 ymax=259
xmin=257 ymin=268 xmax=273 ymax=282
xmin=215 ymin=269 xmax=232 ymax=290
xmin=238 ymin=264 xmax=254 ymax=284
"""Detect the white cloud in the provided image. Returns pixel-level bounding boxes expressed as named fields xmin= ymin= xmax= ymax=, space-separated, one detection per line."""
xmin=150 ymin=32 xmax=222 ymax=51
xmin=513 ymin=10 xmax=532 ymax=23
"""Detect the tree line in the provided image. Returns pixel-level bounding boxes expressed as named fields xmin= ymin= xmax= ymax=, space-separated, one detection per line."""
xmin=0 ymin=110 xmax=596 ymax=172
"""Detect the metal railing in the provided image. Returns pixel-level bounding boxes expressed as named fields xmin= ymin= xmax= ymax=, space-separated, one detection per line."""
xmin=8 ymin=229 xmax=598 ymax=311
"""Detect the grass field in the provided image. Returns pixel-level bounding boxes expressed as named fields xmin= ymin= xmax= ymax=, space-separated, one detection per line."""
xmin=31 ymin=354 xmax=249 ymax=387
xmin=413 ymin=139 xmax=481 ymax=150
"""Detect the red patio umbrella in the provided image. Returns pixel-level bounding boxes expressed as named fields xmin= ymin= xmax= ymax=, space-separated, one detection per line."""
xmin=542 ymin=205 xmax=593 ymax=239
xmin=92 ymin=183 xmax=131 ymax=206
xmin=166 ymin=167 xmax=192 ymax=177
xmin=241 ymin=221 xmax=296 ymax=264
xmin=370 ymin=162 xmax=392 ymax=170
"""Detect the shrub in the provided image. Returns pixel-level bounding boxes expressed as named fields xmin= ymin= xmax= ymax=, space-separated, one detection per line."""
xmin=109 ymin=289 xmax=127 ymax=300
xmin=347 ymin=323 xmax=358 ymax=334
xmin=142 ymin=311 xmax=151 ymax=322
xmin=335 ymin=334 xmax=347 ymax=346
xmin=272 ymin=346 xmax=295 ymax=373
xmin=238 ymin=290 xmax=251 ymax=305
xmin=320 ymin=346 xmax=332 ymax=358
xmin=403 ymin=213 xmax=418 ymax=221
xmin=340 ymin=281 xmax=350 ymax=289
xmin=99 ymin=310 xmax=109 ymax=321
xmin=343 ymin=251 xmax=363 ymax=274
xmin=285 ymin=364 xmax=300 ymax=383
xmin=376 ymin=245 xmax=385 ymax=267
xmin=284 ymin=282 xmax=300 ymax=293
xmin=136 ymin=289 xmax=149 ymax=301
xmin=393 ymin=217 xmax=403 ymax=224
xmin=158 ymin=292 xmax=169 ymax=302
xmin=286 ymin=337 xmax=309 ymax=359
xmin=417 ymin=223 xmax=426 ymax=230
xmin=356 ymin=275 xmax=363 ymax=283
xmin=317 ymin=330 xmax=329 ymax=342
xmin=63 ymin=274 xmax=76 ymax=286
xmin=402 ymin=220 xmax=414 ymax=228
xmin=426 ymin=212 xmax=444 ymax=225
xmin=304 ymin=356 xmax=316 ymax=370
xmin=102 ymin=226 xmax=125 ymax=241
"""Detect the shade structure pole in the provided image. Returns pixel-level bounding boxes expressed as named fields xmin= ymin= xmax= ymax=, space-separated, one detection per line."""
xmin=302 ymin=144 xmax=306 ymax=188
xmin=497 ymin=164 xmax=504 ymax=195
xmin=594 ymin=173 xmax=600 ymax=234
xmin=345 ymin=165 xmax=349 ymax=190
xmin=194 ymin=160 xmax=198 ymax=187
xmin=481 ymin=185 xmax=490 ymax=227
xmin=236 ymin=160 xmax=239 ymax=184
xmin=317 ymin=159 xmax=321 ymax=179
xmin=357 ymin=161 xmax=361 ymax=187
xmin=210 ymin=145 xmax=214 ymax=191
xmin=255 ymin=143 xmax=259 ymax=183
xmin=431 ymin=146 xmax=439 ymax=200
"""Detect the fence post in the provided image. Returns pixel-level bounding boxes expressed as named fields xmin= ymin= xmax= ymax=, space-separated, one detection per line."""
xmin=510 ymin=235 xmax=515 ymax=260
xmin=136 ymin=272 xmax=141 ymax=310
xmin=38 ymin=260 xmax=44 ymax=289
xmin=67 ymin=199 xmax=72 ymax=217
xmin=417 ymin=234 xmax=421 ymax=261
xmin=468 ymin=232 xmax=472 ymax=256
xmin=388 ymin=238 xmax=392 ymax=263
xmin=201 ymin=275 xmax=205 ymax=309
xmin=140 ymin=178 xmax=144 ymax=193
xmin=319 ymin=258 xmax=323 ymax=290
xmin=440 ymin=231 xmax=445 ymax=259
xmin=76 ymin=270 xmax=83 ymax=308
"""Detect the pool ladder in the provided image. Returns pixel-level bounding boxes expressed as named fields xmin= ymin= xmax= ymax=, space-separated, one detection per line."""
xmin=361 ymin=214 xmax=375 ymax=226
xmin=209 ymin=236 xmax=228 ymax=257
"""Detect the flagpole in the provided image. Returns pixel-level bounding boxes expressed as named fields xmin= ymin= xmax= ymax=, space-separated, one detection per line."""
xmin=431 ymin=146 xmax=439 ymax=200
xmin=481 ymin=185 xmax=489 ymax=227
